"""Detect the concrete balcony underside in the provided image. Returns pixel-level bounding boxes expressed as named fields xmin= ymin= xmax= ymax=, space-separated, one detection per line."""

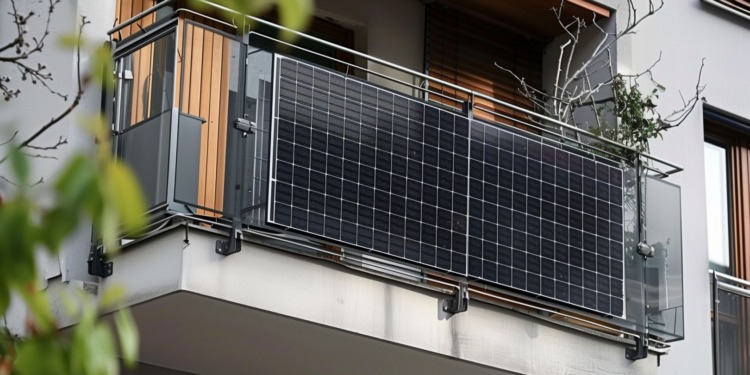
xmin=107 ymin=226 xmax=656 ymax=374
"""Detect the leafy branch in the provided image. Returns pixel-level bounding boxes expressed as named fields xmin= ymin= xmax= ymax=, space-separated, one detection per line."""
xmin=496 ymin=0 xmax=705 ymax=157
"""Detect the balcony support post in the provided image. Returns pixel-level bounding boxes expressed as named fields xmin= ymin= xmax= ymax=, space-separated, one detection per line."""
xmin=712 ymin=271 xmax=720 ymax=374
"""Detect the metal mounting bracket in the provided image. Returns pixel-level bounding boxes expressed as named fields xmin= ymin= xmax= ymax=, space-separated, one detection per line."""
xmin=626 ymin=332 xmax=649 ymax=361
xmin=215 ymin=218 xmax=243 ymax=256
xmin=234 ymin=117 xmax=255 ymax=137
xmin=87 ymin=245 xmax=113 ymax=278
xmin=443 ymin=282 xmax=469 ymax=314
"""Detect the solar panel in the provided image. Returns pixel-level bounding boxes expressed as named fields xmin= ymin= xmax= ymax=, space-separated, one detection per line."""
xmin=269 ymin=57 xmax=624 ymax=316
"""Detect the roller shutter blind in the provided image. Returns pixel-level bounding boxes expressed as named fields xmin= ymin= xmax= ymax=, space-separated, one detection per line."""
xmin=426 ymin=4 xmax=544 ymax=129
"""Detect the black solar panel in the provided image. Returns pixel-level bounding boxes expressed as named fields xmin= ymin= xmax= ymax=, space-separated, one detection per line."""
xmin=270 ymin=57 xmax=624 ymax=316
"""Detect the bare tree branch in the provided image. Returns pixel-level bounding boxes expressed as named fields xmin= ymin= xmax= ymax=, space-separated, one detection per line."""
xmin=496 ymin=0 xmax=702 ymax=157
xmin=25 ymin=136 xmax=67 ymax=150
xmin=0 ymin=16 xmax=90 ymax=166
xmin=0 ymin=131 xmax=18 ymax=147
xmin=0 ymin=0 xmax=67 ymax=101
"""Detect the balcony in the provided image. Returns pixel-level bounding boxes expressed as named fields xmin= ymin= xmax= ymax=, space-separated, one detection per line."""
xmin=712 ymin=272 xmax=750 ymax=374
xmin=107 ymin=0 xmax=687 ymax=360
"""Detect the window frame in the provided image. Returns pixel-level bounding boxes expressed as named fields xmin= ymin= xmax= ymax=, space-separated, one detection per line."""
xmin=704 ymin=135 xmax=734 ymax=275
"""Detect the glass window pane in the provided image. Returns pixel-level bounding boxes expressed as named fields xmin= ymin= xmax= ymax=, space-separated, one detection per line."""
xmin=117 ymin=32 xmax=176 ymax=129
xmin=704 ymin=141 xmax=730 ymax=271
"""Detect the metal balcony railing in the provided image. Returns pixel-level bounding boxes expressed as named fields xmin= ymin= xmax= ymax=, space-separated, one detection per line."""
xmin=106 ymin=1 xmax=687 ymax=354
xmin=712 ymin=271 xmax=750 ymax=375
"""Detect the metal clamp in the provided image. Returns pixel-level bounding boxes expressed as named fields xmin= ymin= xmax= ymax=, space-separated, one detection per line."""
xmin=235 ymin=118 xmax=255 ymax=137
xmin=626 ymin=332 xmax=649 ymax=361
xmin=215 ymin=218 xmax=243 ymax=255
xmin=87 ymin=245 xmax=113 ymax=278
xmin=443 ymin=282 xmax=469 ymax=314
xmin=637 ymin=241 xmax=654 ymax=258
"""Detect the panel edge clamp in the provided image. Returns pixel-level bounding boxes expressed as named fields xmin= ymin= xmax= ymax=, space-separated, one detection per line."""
xmin=234 ymin=117 xmax=256 ymax=138
xmin=637 ymin=241 xmax=654 ymax=258
xmin=215 ymin=219 xmax=243 ymax=256
xmin=443 ymin=282 xmax=469 ymax=314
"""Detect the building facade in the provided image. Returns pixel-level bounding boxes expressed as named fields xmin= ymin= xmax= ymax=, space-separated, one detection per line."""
xmin=2 ymin=0 xmax=750 ymax=374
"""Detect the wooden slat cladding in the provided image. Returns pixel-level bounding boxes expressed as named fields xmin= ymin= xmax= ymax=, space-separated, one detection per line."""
xmin=731 ymin=138 xmax=750 ymax=279
xmin=708 ymin=120 xmax=750 ymax=280
xmin=178 ymin=22 xmax=233 ymax=217
xmin=729 ymin=138 xmax=750 ymax=375
xmin=717 ymin=0 xmax=750 ymax=14
xmin=426 ymin=4 xmax=543 ymax=130
xmin=115 ymin=0 xmax=157 ymax=40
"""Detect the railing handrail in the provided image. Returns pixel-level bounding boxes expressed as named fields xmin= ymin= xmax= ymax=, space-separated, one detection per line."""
xmin=107 ymin=0 xmax=684 ymax=174
xmin=108 ymin=0 xmax=177 ymax=36
xmin=711 ymin=270 xmax=750 ymax=299
xmin=711 ymin=269 xmax=750 ymax=287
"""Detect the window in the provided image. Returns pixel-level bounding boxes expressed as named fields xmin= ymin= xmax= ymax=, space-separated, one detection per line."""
xmin=705 ymin=107 xmax=750 ymax=375
xmin=425 ymin=3 xmax=544 ymax=128
xmin=250 ymin=15 xmax=357 ymax=73
xmin=704 ymin=107 xmax=750 ymax=278
xmin=704 ymin=140 xmax=731 ymax=273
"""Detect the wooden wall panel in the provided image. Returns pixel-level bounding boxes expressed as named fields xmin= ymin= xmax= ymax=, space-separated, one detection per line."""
xmin=731 ymin=140 xmax=750 ymax=279
xmin=115 ymin=0 xmax=156 ymax=40
xmin=178 ymin=23 xmax=233 ymax=217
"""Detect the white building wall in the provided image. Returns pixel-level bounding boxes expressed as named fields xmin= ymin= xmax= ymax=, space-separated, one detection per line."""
xmin=607 ymin=1 xmax=750 ymax=374
xmin=0 ymin=0 xmax=116 ymax=334
xmin=314 ymin=0 xmax=425 ymax=94
xmin=4 ymin=0 xmax=746 ymax=373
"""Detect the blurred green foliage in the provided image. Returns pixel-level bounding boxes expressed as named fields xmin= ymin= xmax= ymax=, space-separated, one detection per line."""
xmin=0 ymin=1 xmax=313 ymax=373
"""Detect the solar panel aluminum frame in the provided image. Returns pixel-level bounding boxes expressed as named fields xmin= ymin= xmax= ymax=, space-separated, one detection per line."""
xmin=266 ymin=55 xmax=626 ymax=318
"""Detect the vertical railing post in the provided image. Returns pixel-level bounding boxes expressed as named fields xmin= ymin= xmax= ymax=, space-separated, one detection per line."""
xmin=713 ymin=272 xmax=721 ymax=375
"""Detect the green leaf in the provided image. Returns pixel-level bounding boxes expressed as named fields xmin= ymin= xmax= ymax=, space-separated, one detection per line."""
xmin=19 ymin=286 xmax=55 ymax=334
xmin=115 ymin=309 xmax=139 ymax=368
xmin=55 ymin=155 xmax=96 ymax=206
xmin=58 ymin=33 xmax=80 ymax=49
xmin=91 ymin=45 xmax=115 ymax=92
xmin=0 ymin=286 xmax=9 ymax=316
xmin=8 ymin=146 xmax=29 ymax=186
xmin=86 ymin=324 xmax=118 ymax=375
xmin=15 ymin=337 xmax=68 ymax=375
xmin=277 ymin=0 xmax=313 ymax=41
xmin=100 ymin=285 xmax=126 ymax=309
xmin=0 ymin=200 xmax=37 ymax=284
xmin=40 ymin=206 xmax=80 ymax=253
xmin=108 ymin=161 xmax=147 ymax=235
xmin=60 ymin=291 xmax=80 ymax=318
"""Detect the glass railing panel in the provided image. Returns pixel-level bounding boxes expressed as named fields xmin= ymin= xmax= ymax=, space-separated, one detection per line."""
xmin=117 ymin=111 xmax=171 ymax=208
xmin=714 ymin=277 xmax=750 ymax=375
xmin=173 ymin=113 xmax=204 ymax=209
xmin=623 ymin=164 xmax=646 ymax=331
xmin=238 ymin=46 xmax=274 ymax=226
xmin=644 ymin=175 xmax=684 ymax=341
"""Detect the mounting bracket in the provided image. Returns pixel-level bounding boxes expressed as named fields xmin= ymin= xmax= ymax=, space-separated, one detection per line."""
xmin=215 ymin=218 xmax=243 ymax=256
xmin=626 ymin=332 xmax=649 ymax=361
xmin=443 ymin=282 xmax=469 ymax=314
xmin=234 ymin=117 xmax=255 ymax=137
xmin=87 ymin=245 xmax=113 ymax=278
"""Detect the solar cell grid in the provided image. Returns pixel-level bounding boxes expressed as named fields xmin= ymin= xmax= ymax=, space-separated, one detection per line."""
xmin=270 ymin=57 xmax=624 ymax=316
